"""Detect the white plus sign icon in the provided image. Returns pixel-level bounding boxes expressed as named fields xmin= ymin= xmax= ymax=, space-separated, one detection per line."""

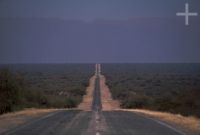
xmin=176 ymin=3 xmax=198 ymax=25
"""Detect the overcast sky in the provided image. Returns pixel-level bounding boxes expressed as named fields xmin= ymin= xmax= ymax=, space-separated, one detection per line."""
xmin=0 ymin=0 xmax=200 ymax=20
xmin=0 ymin=0 xmax=200 ymax=63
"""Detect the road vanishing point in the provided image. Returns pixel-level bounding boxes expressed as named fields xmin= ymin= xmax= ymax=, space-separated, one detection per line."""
xmin=1 ymin=64 xmax=186 ymax=135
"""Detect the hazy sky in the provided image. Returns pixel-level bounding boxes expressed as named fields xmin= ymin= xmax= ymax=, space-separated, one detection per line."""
xmin=0 ymin=0 xmax=200 ymax=20
xmin=0 ymin=0 xmax=200 ymax=63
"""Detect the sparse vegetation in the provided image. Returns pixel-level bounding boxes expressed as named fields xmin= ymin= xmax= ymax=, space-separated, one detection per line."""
xmin=0 ymin=68 xmax=23 ymax=113
xmin=0 ymin=64 xmax=93 ymax=114
xmin=102 ymin=63 xmax=200 ymax=117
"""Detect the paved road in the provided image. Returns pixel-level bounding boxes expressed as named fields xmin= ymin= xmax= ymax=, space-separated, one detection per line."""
xmin=92 ymin=75 xmax=102 ymax=111
xmin=1 ymin=64 xmax=186 ymax=135
xmin=2 ymin=110 xmax=92 ymax=135
xmin=102 ymin=111 xmax=184 ymax=135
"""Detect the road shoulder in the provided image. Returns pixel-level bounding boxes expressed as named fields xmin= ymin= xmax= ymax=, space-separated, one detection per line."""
xmin=0 ymin=108 xmax=66 ymax=134
xmin=121 ymin=109 xmax=200 ymax=135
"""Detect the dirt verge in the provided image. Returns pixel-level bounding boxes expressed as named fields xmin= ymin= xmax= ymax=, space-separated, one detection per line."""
xmin=77 ymin=75 xmax=96 ymax=111
xmin=100 ymin=75 xmax=120 ymax=111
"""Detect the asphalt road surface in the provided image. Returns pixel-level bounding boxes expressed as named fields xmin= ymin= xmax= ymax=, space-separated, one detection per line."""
xmin=92 ymin=75 xmax=102 ymax=111
xmin=1 ymin=65 xmax=186 ymax=135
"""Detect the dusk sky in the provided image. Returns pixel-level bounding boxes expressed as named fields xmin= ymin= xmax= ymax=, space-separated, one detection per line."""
xmin=0 ymin=0 xmax=200 ymax=63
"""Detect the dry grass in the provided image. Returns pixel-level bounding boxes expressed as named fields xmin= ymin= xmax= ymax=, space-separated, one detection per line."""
xmin=100 ymin=75 xmax=120 ymax=111
xmin=0 ymin=108 xmax=63 ymax=134
xmin=123 ymin=109 xmax=200 ymax=135
xmin=77 ymin=75 xmax=96 ymax=111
